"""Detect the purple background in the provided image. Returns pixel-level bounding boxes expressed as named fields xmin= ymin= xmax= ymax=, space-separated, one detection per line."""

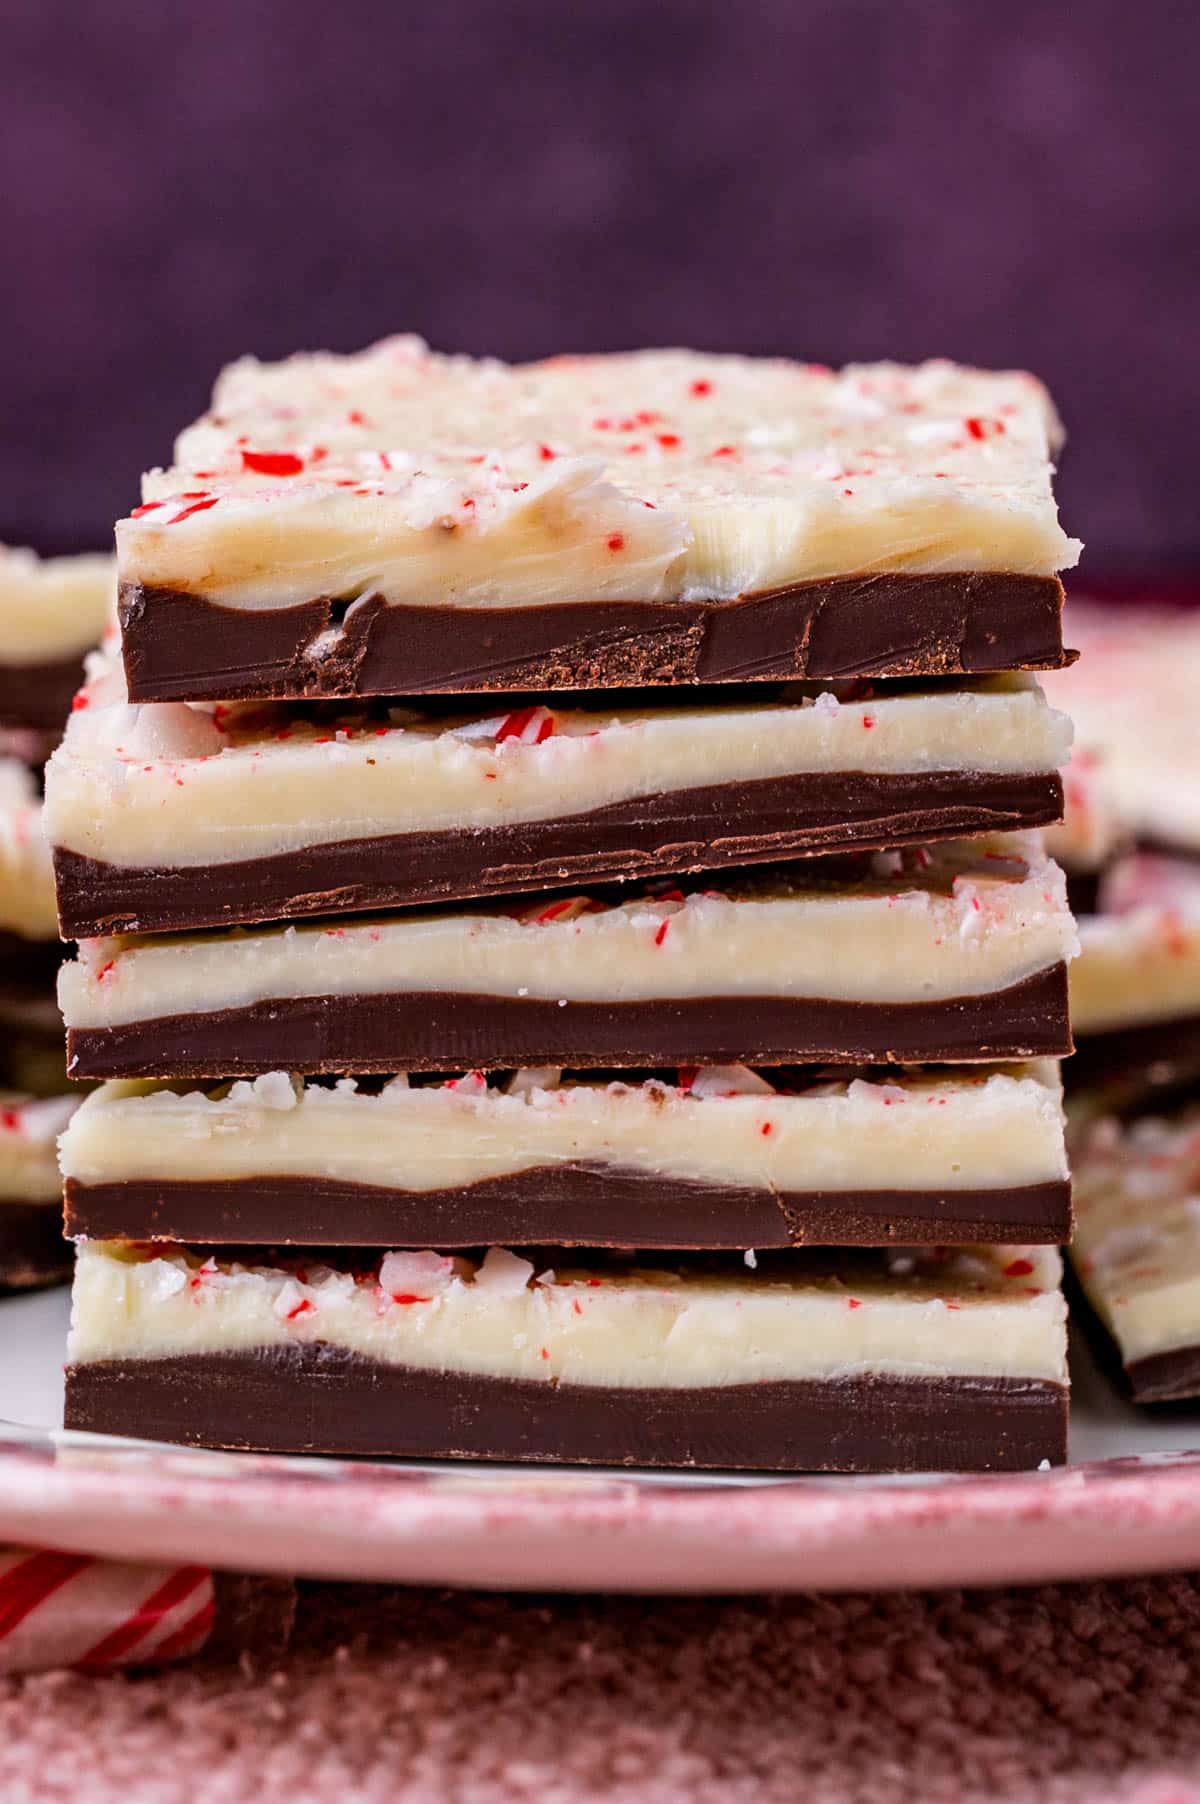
xmin=3 ymin=0 xmax=1197 ymax=574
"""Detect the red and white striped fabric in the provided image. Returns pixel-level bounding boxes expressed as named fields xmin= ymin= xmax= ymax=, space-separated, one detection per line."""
xmin=0 ymin=1547 xmax=214 ymax=1673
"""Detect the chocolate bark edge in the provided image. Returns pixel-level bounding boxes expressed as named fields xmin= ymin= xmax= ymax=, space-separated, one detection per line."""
xmin=0 ymin=1201 xmax=72 ymax=1290
xmin=1066 ymin=1014 xmax=1200 ymax=1100
xmin=0 ymin=653 xmax=88 ymax=730
xmin=62 ymin=1171 xmax=1073 ymax=1248
xmin=1125 ymin=1345 xmax=1200 ymax=1405
xmin=0 ymin=934 xmax=63 ymax=997
xmin=64 ymin=1347 xmax=1069 ymax=1472
xmin=52 ymin=769 xmax=1066 ymax=938
xmin=118 ymin=573 xmax=1071 ymax=703
xmin=65 ymin=964 xmax=1074 ymax=1081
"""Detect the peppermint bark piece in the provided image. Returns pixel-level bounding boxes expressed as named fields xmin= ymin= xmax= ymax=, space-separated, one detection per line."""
xmin=65 ymin=1241 xmax=1068 ymax=1471
xmin=46 ymin=656 xmax=1070 ymax=935
xmin=1044 ymin=602 xmax=1200 ymax=863
xmin=117 ymin=343 xmax=1080 ymax=701
xmin=0 ymin=759 xmax=63 ymax=998
xmin=60 ymin=1061 xmax=1070 ymax=1247
xmin=0 ymin=548 xmax=112 ymax=730
xmin=58 ymin=834 xmax=1077 ymax=1079
xmin=0 ymin=1094 xmax=77 ymax=1288
xmin=1071 ymin=1106 xmax=1200 ymax=1402
xmin=1070 ymin=855 xmax=1200 ymax=1098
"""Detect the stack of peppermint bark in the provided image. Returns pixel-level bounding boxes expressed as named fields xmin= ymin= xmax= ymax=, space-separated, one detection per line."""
xmin=0 ymin=549 xmax=112 ymax=1289
xmin=49 ymin=342 xmax=1082 ymax=1471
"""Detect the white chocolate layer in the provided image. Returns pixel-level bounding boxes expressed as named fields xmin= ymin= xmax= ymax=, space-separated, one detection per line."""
xmin=1070 ymin=857 xmax=1200 ymax=1034
xmin=57 ymin=835 xmax=1077 ymax=1031
xmin=0 ymin=548 xmax=112 ymax=666
xmin=68 ymin=1240 xmax=1067 ymax=1386
xmin=1071 ymin=1109 xmax=1200 ymax=1366
xmin=45 ymin=656 xmax=1071 ymax=870
xmin=59 ymin=1062 xmax=1067 ymax=1196
xmin=0 ymin=1094 xmax=78 ymax=1202
xmin=0 ymin=760 xmax=58 ymax=941
xmin=1045 ymin=603 xmax=1200 ymax=854
xmin=119 ymin=342 xmax=1080 ymax=610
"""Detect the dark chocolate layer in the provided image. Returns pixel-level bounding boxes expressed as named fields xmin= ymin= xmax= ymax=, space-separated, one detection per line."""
xmin=0 ymin=934 xmax=63 ymax=995
xmin=119 ymin=573 xmax=1071 ymax=703
xmin=53 ymin=769 xmax=1065 ymax=937
xmin=66 ymin=964 xmax=1073 ymax=1080
xmin=62 ymin=1170 xmax=1073 ymax=1247
xmin=1126 ymin=1345 xmax=1200 ymax=1405
xmin=64 ymin=1346 xmax=1068 ymax=1471
xmin=1064 ymin=872 xmax=1102 ymax=918
xmin=0 ymin=653 xmax=87 ymax=730
xmin=1066 ymin=1014 xmax=1200 ymax=1097
xmin=0 ymin=1201 xmax=71 ymax=1290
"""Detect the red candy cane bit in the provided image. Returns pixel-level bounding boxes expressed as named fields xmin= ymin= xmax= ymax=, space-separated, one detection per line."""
xmin=656 ymin=433 xmax=681 ymax=449
xmin=760 ymin=1121 xmax=773 ymax=1137
xmin=0 ymin=1110 xmax=19 ymax=1131
xmin=496 ymin=705 xmax=556 ymax=744
xmin=847 ymin=1298 xmax=863 ymax=1310
xmin=95 ymin=961 xmax=115 ymax=984
xmin=538 ymin=443 xmax=557 ymax=460
xmin=710 ymin=444 xmax=737 ymax=458
xmin=285 ymin=1298 xmax=314 ymax=1321
xmin=690 ymin=379 xmax=713 ymax=396
xmin=167 ymin=497 xmax=219 ymax=526
xmin=532 ymin=898 xmax=580 ymax=925
xmin=861 ymin=713 xmax=875 ymax=729
xmin=346 ymin=409 xmax=369 ymax=425
xmin=495 ymin=705 xmax=538 ymax=741
xmin=240 ymin=450 xmax=305 ymax=476
xmin=654 ymin=920 xmax=670 ymax=946
xmin=70 ymin=690 xmax=90 ymax=711
xmin=129 ymin=501 xmax=166 ymax=519
xmin=607 ymin=532 xmax=626 ymax=551
xmin=965 ymin=416 xmax=1005 ymax=440
xmin=1003 ymin=1258 xmax=1034 ymax=1278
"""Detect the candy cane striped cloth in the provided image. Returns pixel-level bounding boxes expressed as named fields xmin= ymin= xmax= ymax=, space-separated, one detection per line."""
xmin=0 ymin=1547 xmax=214 ymax=1673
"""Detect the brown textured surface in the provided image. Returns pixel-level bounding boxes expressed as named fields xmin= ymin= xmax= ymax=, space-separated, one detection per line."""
xmin=64 ymin=1349 xmax=1068 ymax=1472
xmin=118 ymin=572 xmax=1070 ymax=702
xmin=62 ymin=1170 xmax=1073 ymax=1247
xmin=65 ymin=963 xmax=1074 ymax=1079
xmin=52 ymin=767 xmax=1065 ymax=936
xmin=6 ymin=1573 xmax=1200 ymax=1802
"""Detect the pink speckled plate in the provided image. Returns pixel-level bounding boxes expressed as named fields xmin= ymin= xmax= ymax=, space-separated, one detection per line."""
xmin=4 ymin=1289 xmax=1200 ymax=1592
